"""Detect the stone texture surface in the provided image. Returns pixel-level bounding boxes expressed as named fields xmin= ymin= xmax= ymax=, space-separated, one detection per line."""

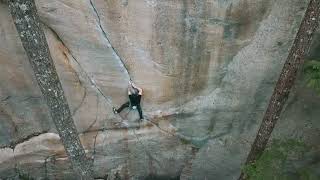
xmin=0 ymin=0 xmax=319 ymax=179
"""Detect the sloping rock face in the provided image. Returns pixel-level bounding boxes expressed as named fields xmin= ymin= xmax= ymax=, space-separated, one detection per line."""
xmin=0 ymin=0 xmax=319 ymax=179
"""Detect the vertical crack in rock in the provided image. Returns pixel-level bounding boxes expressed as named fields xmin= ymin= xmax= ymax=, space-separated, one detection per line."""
xmin=59 ymin=47 xmax=89 ymax=115
xmin=100 ymin=130 xmax=118 ymax=169
xmin=5 ymin=137 xmax=19 ymax=179
xmin=89 ymin=0 xmax=132 ymax=80
xmin=180 ymin=147 xmax=198 ymax=180
xmin=44 ymin=24 xmax=114 ymax=107
xmin=84 ymin=94 xmax=100 ymax=132
xmin=92 ymin=131 xmax=99 ymax=165
xmin=44 ymin=156 xmax=52 ymax=179
xmin=72 ymin=87 xmax=87 ymax=116
xmin=131 ymin=129 xmax=164 ymax=169
xmin=87 ymin=128 xmax=120 ymax=172
xmin=60 ymin=48 xmax=88 ymax=116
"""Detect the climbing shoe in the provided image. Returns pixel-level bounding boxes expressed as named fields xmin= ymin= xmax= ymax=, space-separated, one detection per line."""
xmin=113 ymin=107 xmax=118 ymax=114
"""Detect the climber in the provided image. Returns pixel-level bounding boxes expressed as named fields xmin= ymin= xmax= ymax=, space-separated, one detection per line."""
xmin=113 ymin=80 xmax=144 ymax=120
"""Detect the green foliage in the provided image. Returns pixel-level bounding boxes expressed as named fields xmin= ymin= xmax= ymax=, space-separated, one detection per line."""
xmin=180 ymin=138 xmax=192 ymax=145
xmin=304 ymin=60 xmax=320 ymax=93
xmin=17 ymin=170 xmax=34 ymax=180
xmin=207 ymin=123 xmax=214 ymax=132
xmin=298 ymin=168 xmax=319 ymax=180
xmin=242 ymin=139 xmax=308 ymax=180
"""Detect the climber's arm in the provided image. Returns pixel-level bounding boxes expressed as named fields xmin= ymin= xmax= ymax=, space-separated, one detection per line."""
xmin=130 ymin=81 xmax=143 ymax=95
xmin=128 ymin=85 xmax=132 ymax=95
xmin=137 ymin=87 xmax=143 ymax=95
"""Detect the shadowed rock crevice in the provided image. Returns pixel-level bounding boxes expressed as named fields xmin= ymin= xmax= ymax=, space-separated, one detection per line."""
xmin=0 ymin=130 xmax=48 ymax=149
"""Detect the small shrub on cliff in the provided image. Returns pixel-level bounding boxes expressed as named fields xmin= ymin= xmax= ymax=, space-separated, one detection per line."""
xmin=304 ymin=60 xmax=320 ymax=94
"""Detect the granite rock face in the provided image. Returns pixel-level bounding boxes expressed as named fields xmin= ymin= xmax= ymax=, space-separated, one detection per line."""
xmin=0 ymin=0 xmax=319 ymax=179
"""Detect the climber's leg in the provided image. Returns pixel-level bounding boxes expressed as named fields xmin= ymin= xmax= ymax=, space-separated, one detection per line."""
xmin=114 ymin=102 xmax=130 ymax=114
xmin=136 ymin=104 xmax=143 ymax=120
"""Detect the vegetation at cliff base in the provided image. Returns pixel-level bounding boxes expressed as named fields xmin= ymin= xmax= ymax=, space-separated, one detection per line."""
xmin=304 ymin=60 xmax=320 ymax=94
xmin=242 ymin=139 xmax=318 ymax=180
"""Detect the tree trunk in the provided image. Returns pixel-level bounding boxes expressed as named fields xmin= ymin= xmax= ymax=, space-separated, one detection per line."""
xmin=239 ymin=0 xmax=320 ymax=179
xmin=8 ymin=0 xmax=94 ymax=179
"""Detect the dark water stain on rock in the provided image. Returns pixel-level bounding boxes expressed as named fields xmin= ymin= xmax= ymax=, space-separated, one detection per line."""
xmin=0 ymin=106 xmax=16 ymax=145
xmin=151 ymin=0 xmax=211 ymax=104
xmin=225 ymin=0 xmax=272 ymax=40
xmin=175 ymin=0 xmax=210 ymax=100
xmin=150 ymin=0 xmax=273 ymax=105
xmin=199 ymin=0 xmax=272 ymax=94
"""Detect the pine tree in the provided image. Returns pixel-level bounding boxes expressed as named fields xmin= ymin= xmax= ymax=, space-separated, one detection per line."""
xmin=8 ymin=0 xmax=94 ymax=179
xmin=239 ymin=0 xmax=320 ymax=179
